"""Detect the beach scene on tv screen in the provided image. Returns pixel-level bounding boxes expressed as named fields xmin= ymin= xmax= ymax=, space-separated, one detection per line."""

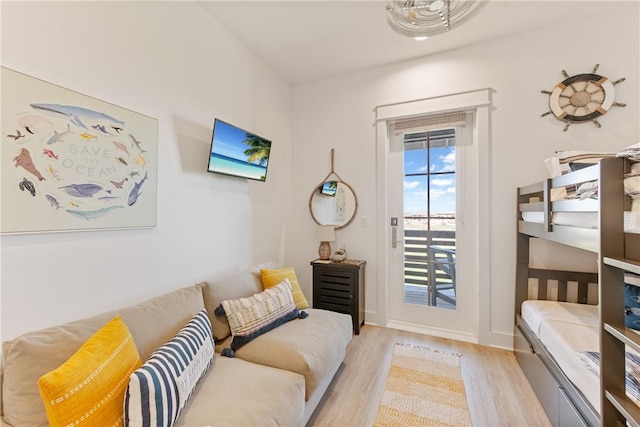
xmin=208 ymin=120 xmax=271 ymax=181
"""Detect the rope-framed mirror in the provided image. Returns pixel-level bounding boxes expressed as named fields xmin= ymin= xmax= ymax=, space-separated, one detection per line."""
xmin=309 ymin=149 xmax=358 ymax=230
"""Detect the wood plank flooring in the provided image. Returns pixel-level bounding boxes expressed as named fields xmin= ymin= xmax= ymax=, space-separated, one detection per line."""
xmin=307 ymin=325 xmax=551 ymax=427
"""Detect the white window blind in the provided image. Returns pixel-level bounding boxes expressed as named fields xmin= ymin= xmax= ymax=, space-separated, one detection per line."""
xmin=393 ymin=111 xmax=467 ymax=135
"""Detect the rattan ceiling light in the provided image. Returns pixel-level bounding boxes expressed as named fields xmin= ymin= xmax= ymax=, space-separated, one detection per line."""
xmin=386 ymin=0 xmax=487 ymax=39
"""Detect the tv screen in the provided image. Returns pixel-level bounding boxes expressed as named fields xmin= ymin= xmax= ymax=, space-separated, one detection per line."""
xmin=320 ymin=181 xmax=337 ymax=196
xmin=207 ymin=119 xmax=272 ymax=182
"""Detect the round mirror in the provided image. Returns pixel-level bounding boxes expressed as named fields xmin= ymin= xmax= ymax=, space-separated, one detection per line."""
xmin=309 ymin=180 xmax=358 ymax=230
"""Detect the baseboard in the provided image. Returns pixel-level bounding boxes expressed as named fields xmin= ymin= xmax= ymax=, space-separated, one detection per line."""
xmin=385 ymin=320 xmax=478 ymax=344
xmin=487 ymin=330 xmax=514 ymax=351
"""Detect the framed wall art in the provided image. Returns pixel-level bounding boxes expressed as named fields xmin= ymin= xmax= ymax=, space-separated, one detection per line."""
xmin=1 ymin=67 xmax=158 ymax=234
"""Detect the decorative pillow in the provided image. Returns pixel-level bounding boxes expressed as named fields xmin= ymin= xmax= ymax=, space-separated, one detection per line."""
xmin=37 ymin=316 xmax=142 ymax=427
xmin=125 ymin=309 xmax=214 ymax=427
xmin=200 ymin=270 xmax=264 ymax=342
xmin=220 ymin=279 xmax=302 ymax=354
xmin=625 ymin=280 xmax=640 ymax=330
xmin=261 ymin=267 xmax=310 ymax=309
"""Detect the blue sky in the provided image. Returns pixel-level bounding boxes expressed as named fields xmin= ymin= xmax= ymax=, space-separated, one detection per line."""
xmin=404 ymin=146 xmax=456 ymax=215
xmin=211 ymin=119 xmax=268 ymax=163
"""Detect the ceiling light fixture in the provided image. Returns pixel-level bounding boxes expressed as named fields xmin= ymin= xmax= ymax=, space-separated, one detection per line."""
xmin=386 ymin=0 xmax=487 ymax=38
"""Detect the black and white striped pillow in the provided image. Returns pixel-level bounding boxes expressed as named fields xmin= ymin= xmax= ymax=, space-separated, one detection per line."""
xmin=124 ymin=309 xmax=214 ymax=427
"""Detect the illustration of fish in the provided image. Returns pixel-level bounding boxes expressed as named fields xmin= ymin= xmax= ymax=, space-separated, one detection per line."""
xmin=111 ymin=140 xmax=130 ymax=155
xmin=80 ymin=133 xmax=97 ymax=140
xmin=66 ymin=205 xmax=123 ymax=220
xmin=18 ymin=178 xmax=36 ymax=196
xmin=43 ymin=148 xmax=59 ymax=159
xmin=30 ymin=104 xmax=125 ymax=130
xmin=133 ymin=154 xmax=146 ymax=168
xmin=116 ymin=157 xmax=128 ymax=166
xmin=59 ymin=183 xmax=104 ymax=198
xmin=128 ymin=172 xmax=149 ymax=206
xmin=46 ymin=124 xmax=72 ymax=145
xmin=48 ymin=164 xmax=61 ymax=181
xmin=110 ymin=178 xmax=128 ymax=189
xmin=129 ymin=134 xmax=147 ymax=153
xmin=46 ymin=194 xmax=60 ymax=209
xmin=13 ymin=148 xmax=45 ymax=181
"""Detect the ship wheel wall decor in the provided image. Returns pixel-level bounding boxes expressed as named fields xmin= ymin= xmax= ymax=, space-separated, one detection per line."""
xmin=541 ymin=64 xmax=626 ymax=132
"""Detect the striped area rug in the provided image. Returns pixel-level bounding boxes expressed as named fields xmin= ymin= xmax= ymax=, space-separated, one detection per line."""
xmin=374 ymin=343 xmax=472 ymax=426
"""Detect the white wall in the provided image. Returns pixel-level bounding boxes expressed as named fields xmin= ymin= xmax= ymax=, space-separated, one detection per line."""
xmin=0 ymin=2 xmax=292 ymax=340
xmin=289 ymin=2 xmax=639 ymax=348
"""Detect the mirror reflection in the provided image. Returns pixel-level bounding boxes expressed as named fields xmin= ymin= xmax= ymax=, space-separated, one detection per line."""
xmin=309 ymin=180 xmax=357 ymax=230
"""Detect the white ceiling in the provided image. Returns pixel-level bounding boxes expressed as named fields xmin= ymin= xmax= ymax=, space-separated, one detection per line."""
xmin=199 ymin=1 xmax=623 ymax=86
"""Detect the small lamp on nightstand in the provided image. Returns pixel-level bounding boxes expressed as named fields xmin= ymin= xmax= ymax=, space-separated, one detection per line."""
xmin=316 ymin=225 xmax=335 ymax=260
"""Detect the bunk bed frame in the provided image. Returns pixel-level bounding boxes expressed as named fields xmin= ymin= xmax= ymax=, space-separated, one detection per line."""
xmin=515 ymin=156 xmax=640 ymax=426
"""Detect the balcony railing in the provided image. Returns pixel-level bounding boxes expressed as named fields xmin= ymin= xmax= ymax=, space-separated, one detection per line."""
xmin=404 ymin=229 xmax=456 ymax=309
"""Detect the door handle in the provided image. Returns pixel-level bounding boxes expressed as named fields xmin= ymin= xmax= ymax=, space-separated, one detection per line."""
xmin=392 ymin=226 xmax=397 ymax=248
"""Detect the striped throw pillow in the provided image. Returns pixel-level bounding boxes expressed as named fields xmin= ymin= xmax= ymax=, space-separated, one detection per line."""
xmin=124 ymin=309 xmax=214 ymax=427
xmin=221 ymin=278 xmax=300 ymax=352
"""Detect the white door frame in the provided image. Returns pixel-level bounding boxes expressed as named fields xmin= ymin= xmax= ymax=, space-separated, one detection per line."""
xmin=374 ymin=88 xmax=492 ymax=344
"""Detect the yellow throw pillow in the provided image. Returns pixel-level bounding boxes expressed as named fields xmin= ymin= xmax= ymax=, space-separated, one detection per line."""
xmin=38 ymin=316 xmax=142 ymax=427
xmin=261 ymin=267 xmax=310 ymax=309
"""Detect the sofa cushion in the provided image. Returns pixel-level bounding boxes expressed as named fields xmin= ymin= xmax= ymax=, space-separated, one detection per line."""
xmin=2 ymin=285 xmax=204 ymax=427
xmin=221 ymin=279 xmax=300 ymax=352
xmin=201 ymin=272 xmax=262 ymax=342
xmin=38 ymin=316 xmax=142 ymax=427
xmin=174 ymin=356 xmax=305 ymax=427
xmin=125 ymin=309 xmax=214 ymax=427
xmin=220 ymin=308 xmax=352 ymax=400
xmin=261 ymin=267 xmax=310 ymax=309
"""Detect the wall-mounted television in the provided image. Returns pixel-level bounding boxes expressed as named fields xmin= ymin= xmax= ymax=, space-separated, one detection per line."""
xmin=207 ymin=118 xmax=272 ymax=182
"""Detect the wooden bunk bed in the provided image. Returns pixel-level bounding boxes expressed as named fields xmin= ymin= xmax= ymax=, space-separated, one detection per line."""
xmin=515 ymin=155 xmax=640 ymax=426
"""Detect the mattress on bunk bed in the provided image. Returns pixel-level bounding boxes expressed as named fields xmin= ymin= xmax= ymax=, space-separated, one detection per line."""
xmin=521 ymin=300 xmax=600 ymax=411
xmin=521 ymin=205 xmax=640 ymax=234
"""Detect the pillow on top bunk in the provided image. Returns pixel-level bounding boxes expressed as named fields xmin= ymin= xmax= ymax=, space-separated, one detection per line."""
xmin=625 ymin=274 xmax=640 ymax=330
xmin=616 ymin=142 xmax=640 ymax=161
xmin=544 ymin=151 xmax=615 ymax=200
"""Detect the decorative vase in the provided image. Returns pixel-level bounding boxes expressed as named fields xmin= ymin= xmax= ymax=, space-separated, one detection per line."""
xmin=318 ymin=241 xmax=331 ymax=260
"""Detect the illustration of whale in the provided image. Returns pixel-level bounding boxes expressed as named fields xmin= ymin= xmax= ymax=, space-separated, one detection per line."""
xmin=30 ymin=104 xmax=125 ymax=130
xmin=127 ymin=172 xmax=148 ymax=206
xmin=59 ymin=183 xmax=105 ymax=198
xmin=66 ymin=205 xmax=123 ymax=220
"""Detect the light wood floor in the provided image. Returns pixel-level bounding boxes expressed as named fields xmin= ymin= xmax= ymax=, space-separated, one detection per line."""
xmin=307 ymin=325 xmax=552 ymax=427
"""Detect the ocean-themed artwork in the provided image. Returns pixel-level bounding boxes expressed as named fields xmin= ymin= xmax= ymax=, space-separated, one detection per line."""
xmin=1 ymin=67 xmax=158 ymax=233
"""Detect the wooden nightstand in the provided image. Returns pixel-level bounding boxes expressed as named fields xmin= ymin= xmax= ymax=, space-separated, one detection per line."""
xmin=310 ymin=259 xmax=365 ymax=334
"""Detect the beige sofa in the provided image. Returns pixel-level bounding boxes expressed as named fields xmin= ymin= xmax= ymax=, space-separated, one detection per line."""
xmin=0 ymin=264 xmax=353 ymax=426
